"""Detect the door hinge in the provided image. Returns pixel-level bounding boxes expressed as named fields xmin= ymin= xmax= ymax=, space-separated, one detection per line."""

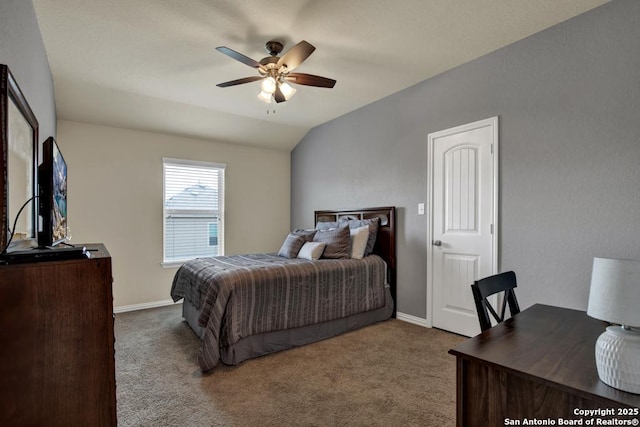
xmin=491 ymin=144 xmax=494 ymax=154
xmin=490 ymin=224 xmax=494 ymax=234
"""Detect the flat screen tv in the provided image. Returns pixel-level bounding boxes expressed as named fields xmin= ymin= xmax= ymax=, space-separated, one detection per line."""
xmin=38 ymin=137 xmax=68 ymax=247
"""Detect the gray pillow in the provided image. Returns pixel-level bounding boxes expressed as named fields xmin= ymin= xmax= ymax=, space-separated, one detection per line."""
xmin=315 ymin=221 xmax=339 ymax=230
xmin=292 ymin=228 xmax=317 ymax=242
xmin=313 ymin=226 xmax=350 ymax=259
xmin=278 ymin=233 xmax=306 ymax=258
xmin=339 ymin=217 xmax=380 ymax=255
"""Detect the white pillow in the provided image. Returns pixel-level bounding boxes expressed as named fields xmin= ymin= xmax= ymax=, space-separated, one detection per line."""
xmin=297 ymin=242 xmax=326 ymax=260
xmin=350 ymin=225 xmax=370 ymax=259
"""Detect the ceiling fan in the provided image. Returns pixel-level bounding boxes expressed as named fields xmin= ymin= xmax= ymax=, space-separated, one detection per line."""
xmin=215 ymin=40 xmax=336 ymax=104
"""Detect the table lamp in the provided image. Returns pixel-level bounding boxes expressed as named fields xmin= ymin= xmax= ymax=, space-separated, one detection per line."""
xmin=587 ymin=257 xmax=640 ymax=394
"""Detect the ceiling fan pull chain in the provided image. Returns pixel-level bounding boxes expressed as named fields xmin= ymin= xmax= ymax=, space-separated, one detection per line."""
xmin=266 ymin=99 xmax=276 ymax=115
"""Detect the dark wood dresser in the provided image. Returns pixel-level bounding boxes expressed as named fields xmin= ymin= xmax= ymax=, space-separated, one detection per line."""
xmin=0 ymin=243 xmax=116 ymax=426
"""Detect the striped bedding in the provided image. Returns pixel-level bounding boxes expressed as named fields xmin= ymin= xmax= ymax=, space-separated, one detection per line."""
xmin=170 ymin=253 xmax=387 ymax=372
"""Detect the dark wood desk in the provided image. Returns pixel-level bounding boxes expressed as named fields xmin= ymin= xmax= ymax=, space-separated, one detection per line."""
xmin=449 ymin=304 xmax=640 ymax=427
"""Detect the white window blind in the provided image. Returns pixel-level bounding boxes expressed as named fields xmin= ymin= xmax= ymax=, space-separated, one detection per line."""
xmin=163 ymin=158 xmax=225 ymax=265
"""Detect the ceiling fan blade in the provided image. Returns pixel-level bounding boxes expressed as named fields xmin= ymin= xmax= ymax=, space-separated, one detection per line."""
xmin=274 ymin=85 xmax=286 ymax=103
xmin=216 ymin=76 xmax=263 ymax=88
xmin=276 ymin=41 xmax=315 ymax=72
xmin=216 ymin=46 xmax=264 ymax=71
xmin=285 ymin=73 xmax=336 ymax=88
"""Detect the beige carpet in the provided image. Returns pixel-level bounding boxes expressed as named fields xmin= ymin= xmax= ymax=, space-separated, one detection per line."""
xmin=114 ymin=304 xmax=465 ymax=426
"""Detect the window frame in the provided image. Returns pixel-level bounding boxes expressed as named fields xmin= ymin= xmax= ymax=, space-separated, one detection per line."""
xmin=161 ymin=157 xmax=225 ymax=267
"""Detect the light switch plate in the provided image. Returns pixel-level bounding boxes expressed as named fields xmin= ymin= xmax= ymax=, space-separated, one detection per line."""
xmin=418 ymin=203 xmax=425 ymax=215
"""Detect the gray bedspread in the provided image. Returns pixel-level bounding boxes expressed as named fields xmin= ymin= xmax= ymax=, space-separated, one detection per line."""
xmin=170 ymin=253 xmax=387 ymax=372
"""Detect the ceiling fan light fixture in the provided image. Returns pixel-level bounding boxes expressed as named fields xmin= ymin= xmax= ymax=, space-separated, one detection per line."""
xmin=215 ymin=40 xmax=335 ymax=105
xmin=279 ymin=81 xmax=297 ymax=100
xmin=261 ymin=77 xmax=277 ymax=94
xmin=257 ymin=90 xmax=272 ymax=103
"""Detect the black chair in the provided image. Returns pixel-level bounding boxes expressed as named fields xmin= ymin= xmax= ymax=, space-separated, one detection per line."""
xmin=471 ymin=271 xmax=521 ymax=332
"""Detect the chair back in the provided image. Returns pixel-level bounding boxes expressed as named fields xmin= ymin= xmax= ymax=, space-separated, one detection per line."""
xmin=471 ymin=271 xmax=520 ymax=331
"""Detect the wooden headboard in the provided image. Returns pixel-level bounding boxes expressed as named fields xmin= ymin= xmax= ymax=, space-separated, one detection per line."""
xmin=315 ymin=206 xmax=396 ymax=316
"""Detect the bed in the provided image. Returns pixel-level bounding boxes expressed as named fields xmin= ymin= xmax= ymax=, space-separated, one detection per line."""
xmin=170 ymin=206 xmax=396 ymax=373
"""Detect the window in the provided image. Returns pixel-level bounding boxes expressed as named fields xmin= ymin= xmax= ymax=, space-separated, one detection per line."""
xmin=162 ymin=158 xmax=225 ymax=266
xmin=207 ymin=222 xmax=218 ymax=247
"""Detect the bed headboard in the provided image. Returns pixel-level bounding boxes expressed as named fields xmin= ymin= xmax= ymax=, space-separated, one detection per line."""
xmin=315 ymin=206 xmax=396 ymax=316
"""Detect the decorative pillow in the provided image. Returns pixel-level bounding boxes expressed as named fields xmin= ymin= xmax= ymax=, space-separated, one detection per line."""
xmin=350 ymin=226 xmax=370 ymax=259
xmin=339 ymin=217 xmax=380 ymax=255
xmin=315 ymin=221 xmax=339 ymax=230
xmin=292 ymin=228 xmax=317 ymax=242
xmin=313 ymin=226 xmax=350 ymax=259
xmin=297 ymin=242 xmax=326 ymax=260
xmin=277 ymin=233 xmax=306 ymax=258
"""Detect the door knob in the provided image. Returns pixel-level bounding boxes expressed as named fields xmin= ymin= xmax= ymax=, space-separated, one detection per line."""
xmin=432 ymin=240 xmax=442 ymax=246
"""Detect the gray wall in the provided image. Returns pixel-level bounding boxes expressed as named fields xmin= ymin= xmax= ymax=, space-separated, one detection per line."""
xmin=291 ymin=1 xmax=640 ymax=319
xmin=0 ymin=0 xmax=56 ymax=140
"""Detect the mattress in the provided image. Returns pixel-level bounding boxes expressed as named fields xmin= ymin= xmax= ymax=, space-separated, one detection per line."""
xmin=171 ymin=253 xmax=390 ymax=372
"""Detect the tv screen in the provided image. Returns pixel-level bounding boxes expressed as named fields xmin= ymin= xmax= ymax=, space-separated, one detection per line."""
xmin=38 ymin=137 xmax=68 ymax=247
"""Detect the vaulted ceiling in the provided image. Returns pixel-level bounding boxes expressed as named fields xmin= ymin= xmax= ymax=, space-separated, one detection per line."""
xmin=33 ymin=0 xmax=608 ymax=151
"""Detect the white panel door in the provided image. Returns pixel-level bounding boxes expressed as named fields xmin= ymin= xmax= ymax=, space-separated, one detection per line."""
xmin=428 ymin=117 xmax=498 ymax=337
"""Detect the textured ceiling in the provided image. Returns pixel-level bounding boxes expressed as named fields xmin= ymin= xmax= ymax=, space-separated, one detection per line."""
xmin=33 ymin=0 xmax=608 ymax=151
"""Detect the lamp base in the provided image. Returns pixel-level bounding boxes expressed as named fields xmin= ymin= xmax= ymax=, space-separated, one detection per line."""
xmin=594 ymin=325 xmax=640 ymax=394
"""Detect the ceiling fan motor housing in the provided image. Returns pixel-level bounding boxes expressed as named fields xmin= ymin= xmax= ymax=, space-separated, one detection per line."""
xmin=265 ymin=41 xmax=284 ymax=56
xmin=258 ymin=57 xmax=281 ymax=77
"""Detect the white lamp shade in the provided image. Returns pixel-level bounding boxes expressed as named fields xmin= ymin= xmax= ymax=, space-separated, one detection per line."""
xmin=260 ymin=77 xmax=276 ymax=94
xmin=587 ymin=257 xmax=640 ymax=327
xmin=279 ymin=82 xmax=297 ymax=100
xmin=257 ymin=90 xmax=272 ymax=103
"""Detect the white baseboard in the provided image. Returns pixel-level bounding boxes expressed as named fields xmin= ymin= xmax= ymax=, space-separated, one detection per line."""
xmin=396 ymin=311 xmax=430 ymax=328
xmin=114 ymin=302 xmax=429 ymax=324
xmin=114 ymin=298 xmax=181 ymax=314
